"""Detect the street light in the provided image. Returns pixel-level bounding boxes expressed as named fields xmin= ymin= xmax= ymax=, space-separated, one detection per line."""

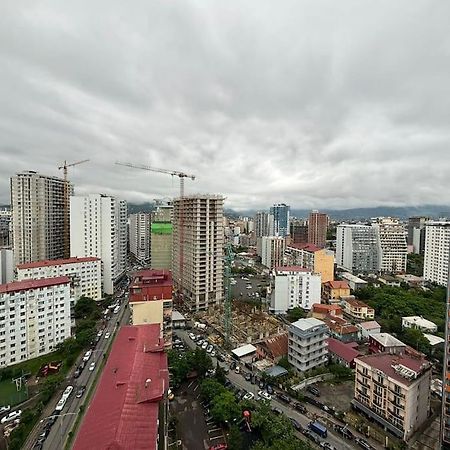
xmin=41 ymin=412 xmax=79 ymax=448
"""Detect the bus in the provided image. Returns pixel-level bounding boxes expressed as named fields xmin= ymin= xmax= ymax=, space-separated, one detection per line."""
xmin=55 ymin=385 xmax=74 ymax=412
xmin=308 ymin=421 xmax=327 ymax=438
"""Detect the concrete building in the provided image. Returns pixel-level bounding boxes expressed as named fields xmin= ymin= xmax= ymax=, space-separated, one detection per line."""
xmin=254 ymin=211 xmax=274 ymax=238
xmin=442 ymin=259 xmax=450 ymax=447
xmin=407 ymin=217 xmax=428 ymax=255
xmin=17 ymin=257 xmax=102 ymax=302
xmin=372 ymin=218 xmax=407 ymax=273
xmin=0 ymin=277 xmax=72 ymax=367
xmin=285 ymin=243 xmax=334 ymax=283
xmin=172 ymin=195 xmax=224 ymax=311
xmin=255 ymin=332 xmax=288 ymax=364
xmin=323 ymin=316 xmax=359 ymax=343
xmin=271 ymin=266 xmax=321 ymax=313
xmin=322 ymin=280 xmax=350 ymax=304
xmin=311 ymin=304 xmax=343 ymax=320
xmin=129 ymin=212 xmax=151 ymax=264
xmin=358 ymin=321 xmax=381 ymax=339
xmin=0 ymin=209 xmax=12 ymax=248
xmin=401 ymin=316 xmax=437 ymax=333
xmin=327 ymin=338 xmax=360 ymax=368
xmin=151 ymin=205 xmax=173 ymax=270
xmin=353 ymin=352 xmax=432 ymax=441
xmin=423 ymin=221 xmax=450 ymax=286
xmin=73 ymin=324 xmax=168 ymax=450
xmin=342 ymin=297 xmax=375 ymax=321
xmin=11 ymin=171 xmax=72 ymax=265
xmin=270 ymin=204 xmax=290 ymax=237
xmin=288 ymin=318 xmax=328 ymax=373
xmin=261 ymin=236 xmax=286 ymax=269
xmin=70 ymin=194 xmax=127 ymax=295
xmin=336 ymin=224 xmax=380 ymax=274
xmin=0 ymin=249 xmax=14 ymax=284
xmin=290 ymin=220 xmax=308 ymax=245
xmin=369 ymin=333 xmax=406 ymax=354
xmin=128 ymin=269 xmax=173 ymax=348
xmin=340 ymin=272 xmax=368 ymax=290
xmin=308 ymin=210 xmax=328 ymax=248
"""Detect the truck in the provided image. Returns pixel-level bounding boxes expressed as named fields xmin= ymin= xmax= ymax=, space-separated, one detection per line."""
xmin=308 ymin=421 xmax=327 ymax=438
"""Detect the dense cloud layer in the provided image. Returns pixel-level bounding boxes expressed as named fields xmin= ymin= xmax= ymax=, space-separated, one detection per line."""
xmin=1 ymin=0 xmax=449 ymax=210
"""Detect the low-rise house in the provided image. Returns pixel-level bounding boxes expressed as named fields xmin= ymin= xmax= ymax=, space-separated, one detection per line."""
xmin=322 ymin=280 xmax=350 ymax=304
xmin=323 ymin=315 xmax=360 ymax=343
xmin=255 ymin=332 xmax=288 ymax=363
xmin=327 ymin=338 xmax=361 ymax=368
xmin=171 ymin=310 xmax=186 ymax=329
xmin=342 ymin=297 xmax=375 ymax=321
xmin=378 ymin=275 xmax=401 ymax=287
xmin=402 ymin=316 xmax=437 ymax=333
xmin=232 ymin=344 xmax=257 ymax=363
xmin=358 ymin=321 xmax=381 ymax=339
xmin=369 ymin=333 xmax=406 ymax=355
xmin=311 ymin=303 xmax=343 ymax=320
xmin=340 ymin=272 xmax=368 ymax=290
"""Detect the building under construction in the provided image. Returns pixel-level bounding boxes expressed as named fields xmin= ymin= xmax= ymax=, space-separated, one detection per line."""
xmin=172 ymin=195 xmax=224 ymax=311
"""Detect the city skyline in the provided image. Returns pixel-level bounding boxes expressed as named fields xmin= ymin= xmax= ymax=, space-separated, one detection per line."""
xmin=1 ymin=1 xmax=449 ymax=210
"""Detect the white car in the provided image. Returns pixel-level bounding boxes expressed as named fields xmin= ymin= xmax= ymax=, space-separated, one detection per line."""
xmin=243 ymin=392 xmax=254 ymax=400
xmin=210 ymin=350 xmax=216 ymax=357
xmin=201 ymin=342 xmax=208 ymax=350
xmin=82 ymin=350 xmax=92 ymax=362
xmin=0 ymin=405 xmax=11 ymax=414
xmin=206 ymin=345 xmax=213 ymax=353
xmin=97 ymin=330 xmax=103 ymax=338
xmin=257 ymin=390 xmax=272 ymax=401
xmin=1 ymin=410 xmax=22 ymax=424
xmin=188 ymin=333 xmax=196 ymax=340
xmin=104 ymin=332 xmax=111 ymax=339
xmin=89 ymin=362 xmax=96 ymax=371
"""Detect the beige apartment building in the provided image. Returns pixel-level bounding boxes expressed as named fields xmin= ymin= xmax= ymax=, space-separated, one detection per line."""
xmin=151 ymin=205 xmax=173 ymax=270
xmin=172 ymin=195 xmax=224 ymax=311
xmin=353 ymin=352 xmax=432 ymax=441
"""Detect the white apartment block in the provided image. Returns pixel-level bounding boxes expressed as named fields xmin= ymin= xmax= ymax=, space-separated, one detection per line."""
xmin=336 ymin=224 xmax=380 ymax=274
xmin=0 ymin=249 xmax=14 ymax=284
xmin=288 ymin=318 xmax=328 ymax=373
xmin=353 ymin=353 xmax=432 ymax=441
xmin=254 ymin=211 xmax=274 ymax=238
xmin=0 ymin=277 xmax=72 ymax=367
xmin=271 ymin=266 xmax=321 ymax=313
xmin=70 ymin=194 xmax=127 ymax=295
xmin=372 ymin=218 xmax=407 ymax=273
xmin=423 ymin=221 xmax=450 ymax=286
xmin=261 ymin=236 xmax=286 ymax=269
xmin=17 ymin=257 xmax=102 ymax=302
xmin=172 ymin=195 xmax=224 ymax=311
xmin=129 ymin=213 xmax=151 ymax=264
xmin=11 ymin=171 xmax=72 ymax=265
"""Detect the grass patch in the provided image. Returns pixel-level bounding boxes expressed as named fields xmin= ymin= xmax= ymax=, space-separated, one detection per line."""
xmin=0 ymin=379 xmax=27 ymax=406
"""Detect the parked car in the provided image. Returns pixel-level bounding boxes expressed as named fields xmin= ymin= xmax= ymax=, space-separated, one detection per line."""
xmin=96 ymin=330 xmax=103 ymax=338
xmin=211 ymin=350 xmax=216 ymax=357
xmin=243 ymin=392 xmax=254 ymax=400
xmin=244 ymin=373 xmax=252 ymax=381
xmin=266 ymin=385 xmax=274 ymax=395
xmin=271 ymin=407 xmax=283 ymax=415
xmin=201 ymin=342 xmax=208 ymax=350
xmin=306 ymin=386 xmax=320 ymax=397
xmin=334 ymin=424 xmax=354 ymax=440
xmin=289 ymin=417 xmax=303 ymax=432
xmin=206 ymin=344 xmax=213 ymax=353
xmin=74 ymin=367 xmax=82 ymax=378
xmin=89 ymin=362 xmax=96 ymax=371
xmin=293 ymin=402 xmax=307 ymax=414
xmin=0 ymin=405 xmax=11 ymax=414
xmin=1 ymin=410 xmax=22 ymax=424
xmin=76 ymin=386 xmax=86 ymax=398
xmin=82 ymin=350 xmax=92 ymax=362
xmin=188 ymin=332 xmax=196 ymax=340
xmin=320 ymin=442 xmax=336 ymax=450
xmin=257 ymin=390 xmax=272 ymax=401
xmin=277 ymin=393 xmax=291 ymax=404
xmin=355 ymin=438 xmax=374 ymax=450
xmin=104 ymin=332 xmax=111 ymax=339
xmin=209 ymin=444 xmax=227 ymax=450
xmin=259 ymin=380 xmax=265 ymax=389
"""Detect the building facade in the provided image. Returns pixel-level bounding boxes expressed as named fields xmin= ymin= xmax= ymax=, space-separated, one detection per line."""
xmin=271 ymin=266 xmax=321 ymax=313
xmin=172 ymin=195 xmax=224 ymax=311
xmin=254 ymin=211 xmax=274 ymax=238
xmin=0 ymin=249 xmax=14 ymax=284
xmin=423 ymin=221 xmax=450 ymax=286
xmin=11 ymin=171 xmax=72 ymax=265
xmin=151 ymin=205 xmax=173 ymax=270
xmin=322 ymin=280 xmax=351 ymax=303
xmin=70 ymin=194 xmax=127 ymax=295
xmin=288 ymin=318 xmax=328 ymax=373
xmin=17 ymin=257 xmax=102 ymax=302
xmin=407 ymin=217 xmax=428 ymax=255
xmin=353 ymin=353 xmax=431 ymax=441
xmin=0 ymin=209 xmax=12 ymax=248
xmin=129 ymin=213 xmax=151 ymax=264
xmin=336 ymin=224 xmax=380 ymax=274
xmin=290 ymin=219 xmax=308 ymax=245
xmin=0 ymin=277 xmax=72 ymax=367
xmin=308 ymin=210 xmax=328 ymax=248
xmin=270 ymin=204 xmax=290 ymax=237
xmin=342 ymin=297 xmax=375 ymax=321
xmin=261 ymin=236 xmax=286 ymax=269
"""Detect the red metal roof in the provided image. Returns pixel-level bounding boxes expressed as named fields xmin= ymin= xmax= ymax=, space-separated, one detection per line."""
xmin=258 ymin=333 xmax=288 ymax=359
xmin=275 ymin=266 xmax=310 ymax=272
xmin=131 ymin=270 xmax=173 ymax=287
xmin=0 ymin=276 xmax=71 ymax=294
xmin=73 ymin=324 xmax=168 ymax=450
xmin=327 ymin=338 xmax=361 ymax=363
xmin=312 ymin=304 xmax=342 ymax=312
xmin=17 ymin=257 xmax=100 ymax=269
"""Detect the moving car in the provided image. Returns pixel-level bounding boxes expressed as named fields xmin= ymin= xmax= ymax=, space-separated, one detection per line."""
xmin=76 ymin=386 xmax=86 ymax=398
xmin=1 ymin=410 xmax=22 ymax=424
xmin=293 ymin=402 xmax=307 ymax=414
xmin=244 ymin=373 xmax=252 ymax=381
xmin=320 ymin=443 xmax=336 ymax=450
xmin=257 ymin=390 xmax=271 ymax=401
xmin=89 ymin=362 xmax=96 ymax=371
xmin=104 ymin=332 xmax=111 ymax=339
xmin=308 ymin=421 xmax=327 ymax=438
xmin=82 ymin=350 xmax=92 ymax=362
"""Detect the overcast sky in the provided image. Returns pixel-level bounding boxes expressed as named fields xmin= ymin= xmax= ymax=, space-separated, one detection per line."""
xmin=1 ymin=1 xmax=449 ymax=211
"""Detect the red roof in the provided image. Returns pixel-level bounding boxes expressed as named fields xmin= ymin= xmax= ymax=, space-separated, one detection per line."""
xmin=17 ymin=257 xmax=100 ymax=270
xmin=275 ymin=266 xmax=310 ymax=273
xmin=343 ymin=298 xmax=373 ymax=309
xmin=323 ymin=315 xmax=359 ymax=334
xmin=327 ymin=338 xmax=361 ymax=363
xmin=258 ymin=333 xmax=288 ymax=358
xmin=131 ymin=270 xmax=173 ymax=288
xmin=73 ymin=324 xmax=168 ymax=450
xmin=288 ymin=243 xmax=321 ymax=252
xmin=0 ymin=276 xmax=71 ymax=294
xmin=324 ymin=281 xmax=350 ymax=289
xmin=130 ymin=270 xmax=173 ymax=302
xmin=355 ymin=353 xmax=431 ymax=386
xmin=312 ymin=304 xmax=342 ymax=312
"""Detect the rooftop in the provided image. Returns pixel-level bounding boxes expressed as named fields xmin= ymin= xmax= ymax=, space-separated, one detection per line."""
xmin=356 ymin=353 xmax=431 ymax=387
xmin=324 ymin=280 xmax=350 ymax=290
xmin=402 ymin=316 xmax=437 ymax=328
xmin=257 ymin=333 xmax=288 ymax=358
xmin=287 ymin=243 xmax=322 ymax=252
xmin=312 ymin=304 xmax=343 ymax=312
xmin=73 ymin=324 xmax=167 ymax=450
xmin=17 ymin=257 xmax=100 ymax=270
xmin=0 ymin=276 xmax=71 ymax=294
xmin=370 ymin=333 xmax=406 ymax=348
xmin=323 ymin=316 xmax=359 ymax=335
xmin=343 ymin=297 xmax=373 ymax=309
xmin=291 ymin=317 xmax=327 ymax=332
xmin=232 ymin=344 xmax=257 ymax=358
xmin=359 ymin=321 xmax=381 ymax=331
xmin=424 ymin=334 xmax=445 ymax=346
xmin=327 ymin=338 xmax=361 ymax=363
xmin=132 ymin=270 xmax=173 ymax=287
xmin=340 ymin=272 xmax=368 ymax=283
xmin=275 ymin=266 xmax=310 ymax=273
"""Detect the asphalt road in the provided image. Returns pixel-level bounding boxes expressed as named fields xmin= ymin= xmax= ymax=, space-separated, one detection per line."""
xmin=25 ymin=301 xmax=130 ymax=450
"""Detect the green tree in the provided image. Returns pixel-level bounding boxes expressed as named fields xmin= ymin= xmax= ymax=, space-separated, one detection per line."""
xmin=400 ymin=328 xmax=431 ymax=353
xmin=228 ymin=425 xmax=244 ymax=450
xmin=286 ymin=307 xmax=306 ymax=322
xmin=73 ymin=296 xmax=96 ymax=320
xmin=277 ymin=356 xmax=291 ymax=371
xmin=210 ymin=391 xmax=241 ymax=424
xmin=200 ymin=379 xmax=226 ymax=402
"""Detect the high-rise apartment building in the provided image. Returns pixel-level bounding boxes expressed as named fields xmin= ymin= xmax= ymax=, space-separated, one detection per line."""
xmin=424 ymin=221 xmax=450 ymax=286
xmin=0 ymin=277 xmax=72 ymax=367
xmin=70 ymin=194 xmax=127 ymax=295
xmin=308 ymin=210 xmax=328 ymax=248
xmin=270 ymin=204 xmax=290 ymax=237
xmin=290 ymin=219 xmax=308 ymax=244
xmin=261 ymin=236 xmax=286 ymax=269
xmin=151 ymin=205 xmax=173 ymax=270
xmin=10 ymin=171 xmax=72 ymax=265
xmin=255 ymin=211 xmax=274 ymax=238
xmin=0 ymin=209 xmax=12 ymax=248
xmin=0 ymin=249 xmax=14 ymax=284
xmin=407 ymin=217 xmax=428 ymax=255
xmin=441 ymin=254 xmax=450 ymax=447
xmin=372 ymin=218 xmax=407 ymax=273
xmin=336 ymin=224 xmax=380 ymax=274
xmin=129 ymin=212 xmax=151 ymax=264
xmin=271 ymin=266 xmax=321 ymax=313
xmin=172 ymin=195 xmax=224 ymax=311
